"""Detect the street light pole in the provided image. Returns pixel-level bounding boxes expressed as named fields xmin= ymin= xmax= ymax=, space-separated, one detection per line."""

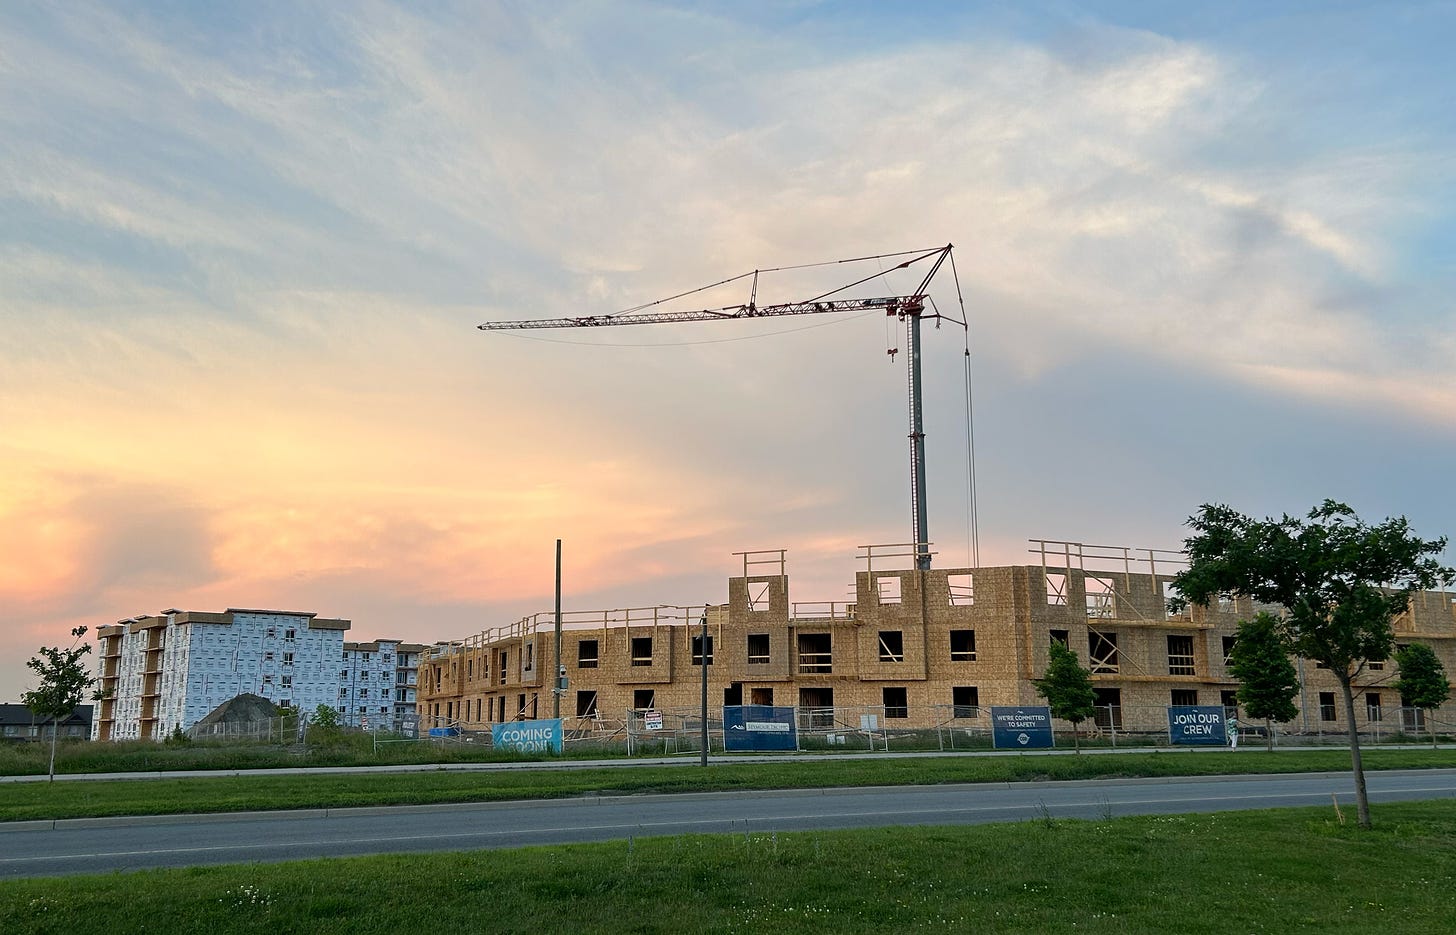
xmin=699 ymin=609 xmax=709 ymax=767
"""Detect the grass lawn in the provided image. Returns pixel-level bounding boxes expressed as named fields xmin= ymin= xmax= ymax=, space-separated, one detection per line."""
xmin=5 ymin=747 xmax=1456 ymax=822
xmin=4 ymin=800 xmax=1455 ymax=933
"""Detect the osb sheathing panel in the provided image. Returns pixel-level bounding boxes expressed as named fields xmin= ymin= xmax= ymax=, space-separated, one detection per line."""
xmin=416 ymin=563 xmax=1456 ymax=728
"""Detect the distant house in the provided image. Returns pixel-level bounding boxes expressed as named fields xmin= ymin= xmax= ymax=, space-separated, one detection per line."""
xmin=0 ymin=703 xmax=92 ymax=742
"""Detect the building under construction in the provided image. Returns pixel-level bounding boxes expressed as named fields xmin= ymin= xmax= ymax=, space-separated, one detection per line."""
xmin=416 ymin=539 xmax=1456 ymax=740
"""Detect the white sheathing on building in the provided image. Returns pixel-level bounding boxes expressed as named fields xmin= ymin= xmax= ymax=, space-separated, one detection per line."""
xmin=92 ymin=609 xmax=350 ymax=739
xmin=338 ymin=640 xmax=427 ymax=730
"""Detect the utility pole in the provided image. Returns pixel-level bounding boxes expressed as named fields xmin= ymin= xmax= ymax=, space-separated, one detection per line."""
xmin=553 ymin=539 xmax=562 ymax=720
xmin=699 ymin=609 xmax=709 ymax=767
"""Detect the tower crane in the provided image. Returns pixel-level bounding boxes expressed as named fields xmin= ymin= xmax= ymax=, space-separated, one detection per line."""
xmin=478 ymin=244 xmax=968 ymax=571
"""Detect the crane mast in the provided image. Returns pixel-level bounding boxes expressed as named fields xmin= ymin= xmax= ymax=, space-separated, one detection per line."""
xmin=479 ymin=244 xmax=958 ymax=570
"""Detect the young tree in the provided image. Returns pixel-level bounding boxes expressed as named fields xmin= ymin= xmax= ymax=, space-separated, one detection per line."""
xmin=1171 ymin=500 xmax=1453 ymax=828
xmin=1394 ymin=642 xmax=1450 ymax=749
xmin=312 ymin=703 xmax=341 ymax=732
xmin=1226 ymin=612 xmax=1300 ymax=752
xmin=1035 ymin=640 xmax=1097 ymax=752
xmin=22 ymin=626 xmax=98 ymax=783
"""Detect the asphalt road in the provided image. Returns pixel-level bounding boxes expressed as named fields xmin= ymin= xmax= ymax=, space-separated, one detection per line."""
xmin=4 ymin=769 xmax=1455 ymax=879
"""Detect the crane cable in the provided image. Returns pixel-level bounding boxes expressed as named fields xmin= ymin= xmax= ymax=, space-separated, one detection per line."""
xmin=949 ymin=248 xmax=980 ymax=569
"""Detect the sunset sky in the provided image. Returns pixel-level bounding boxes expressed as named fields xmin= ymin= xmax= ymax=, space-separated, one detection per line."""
xmin=4 ymin=1 xmax=1455 ymax=702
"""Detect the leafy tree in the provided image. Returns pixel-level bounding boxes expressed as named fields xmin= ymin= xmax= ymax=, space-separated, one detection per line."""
xmin=22 ymin=626 xmax=98 ymax=782
xmin=1394 ymin=642 xmax=1450 ymax=749
xmin=312 ymin=703 xmax=341 ymax=732
xmin=1171 ymin=500 xmax=1453 ymax=828
xmin=1226 ymin=612 xmax=1300 ymax=751
xmin=1035 ymin=641 xmax=1097 ymax=752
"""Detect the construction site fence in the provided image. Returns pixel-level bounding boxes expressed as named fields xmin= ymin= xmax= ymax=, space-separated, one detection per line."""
xmin=558 ymin=704 xmax=1456 ymax=755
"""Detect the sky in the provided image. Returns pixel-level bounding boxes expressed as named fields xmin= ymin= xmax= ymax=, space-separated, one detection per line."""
xmin=3 ymin=1 xmax=1455 ymax=702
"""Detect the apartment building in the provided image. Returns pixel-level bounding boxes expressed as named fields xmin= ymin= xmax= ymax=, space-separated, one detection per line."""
xmin=416 ymin=541 xmax=1456 ymax=736
xmin=338 ymin=639 xmax=427 ymax=730
xmin=92 ymin=608 xmax=350 ymax=741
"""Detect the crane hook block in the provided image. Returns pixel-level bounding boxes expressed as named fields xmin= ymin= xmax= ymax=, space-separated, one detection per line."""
xmin=887 ymin=348 xmax=899 ymax=361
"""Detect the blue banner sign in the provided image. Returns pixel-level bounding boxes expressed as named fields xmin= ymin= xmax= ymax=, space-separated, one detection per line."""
xmin=723 ymin=705 xmax=798 ymax=751
xmin=990 ymin=706 xmax=1055 ymax=749
xmin=1167 ymin=706 xmax=1226 ymax=745
xmin=492 ymin=718 xmax=563 ymax=753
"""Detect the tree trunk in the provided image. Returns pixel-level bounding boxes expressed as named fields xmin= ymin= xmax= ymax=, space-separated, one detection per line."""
xmin=1073 ymin=723 xmax=1080 ymax=754
xmin=1431 ymin=710 xmax=1439 ymax=750
xmin=48 ymin=722 xmax=58 ymax=783
xmin=1337 ymin=675 xmax=1371 ymax=829
xmin=1265 ymin=717 xmax=1274 ymax=753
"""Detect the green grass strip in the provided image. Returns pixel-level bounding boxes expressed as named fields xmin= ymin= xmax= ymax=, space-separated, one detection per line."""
xmin=5 ymin=747 xmax=1456 ymax=822
xmin=4 ymin=800 xmax=1456 ymax=933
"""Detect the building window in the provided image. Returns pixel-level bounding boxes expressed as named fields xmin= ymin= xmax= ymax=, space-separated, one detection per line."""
xmin=1366 ymin=692 xmax=1383 ymax=722
xmin=1167 ymin=635 xmax=1196 ymax=676
xmin=576 ymin=691 xmax=598 ymax=718
xmin=1049 ymin=629 xmax=1069 ymax=648
xmin=877 ymin=575 xmax=902 ymax=605
xmin=262 ymin=675 xmax=273 ymax=686
xmin=467 ymin=659 xmax=473 ymax=680
xmin=1319 ymin=692 xmax=1338 ymax=722
xmin=577 ymin=639 xmax=599 ymax=669
xmin=1089 ymin=630 xmax=1119 ymax=674
xmin=1171 ymin=689 xmax=1199 ymax=707
xmin=882 ymin=687 xmax=908 ymax=719
xmin=950 ymin=629 xmax=976 ymax=661
xmin=499 ymin=650 xmax=508 ymax=684
xmin=952 ymin=686 xmax=979 ymax=718
xmin=1093 ymin=687 xmax=1123 ymax=729
xmin=266 ymin=627 xmax=276 ymax=638
xmin=284 ymin=629 xmax=296 ymax=641
xmin=691 ymin=634 xmax=713 ymax=666
xmin=1222 ymin=637 xmax=1237 ymax=666
xmin=1367 ymin=657 xmax=1385 ymax=672
xmin=524 ymin=643 xmax=533 ymax=670
xmin=633 ymin=689 xmax=655 ymax=711
xmin=1045 ymin=572 xmax=1067 ymax=606
xmin=747 ymin=634 xmax=770 ymax=664
xmin=1220 ymin=690 xmax=1239 ymax=711
xmin=947 ymin=573 xmax=974 ymax=606
xmin=281 ymin=675 xmax=292 ymax=688
xmin=1085 ymin=575 xmax=1115 ymax=618
xmin=363 ymin=652 xmax=371 ymax=662
xmin=339 ymin=688 xmax=347 ymax=698
xmin=359 ymin=688 xmax=368 ymax=698
xmin=798 ymin=633 xmax=832 ymax=674
xmin=282 ymin=652 xmax=294 ymax=666
xmin=630 ymin=637 xmax=653 ymax=667
xmin=264 ymin=652 xmax=274 ymax=662
xmin=878 ymin=631 xmax=905 ymax=663
xmin=340 ymin=669 xmax=349 ymax=680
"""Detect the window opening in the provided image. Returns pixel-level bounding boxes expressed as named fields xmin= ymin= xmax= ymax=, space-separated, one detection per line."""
xmin=692 ymin=634 xmax=714 ymax=666
xmin=1093 ymin=687 xmax=1123 ymax=729
xmin=576 ymin=691 xmax=598 ymax=718
xmin=950 ymin=629 xmax=977 ymax=661
xmin=747 ymin=633 xmax=770 ymax=664
xmin=1089 ymin=630 xmax=1119 ymax=674
xmin=1085 ymin=575 xmax=1115 ymax=618
xmin=577 ymin=639 xmax=599 ymax=669
xmin=1170 ymin=689 xmax=1199 ymax=707
xmin=630 ymin=636 xmax=653 ymax=666
xmin=1366 ymin=692 xmax=1383 ymax=722
xmin=1045 ymin=572 xmax=1068 ymax=606
xmin=1162 ymin=582 xmax=1184 ymax=619
xmin=1167 ymin=635 xmax=1196 ymax=676
xmin=1319 ymin=692 xmax=1337 ymax=722
xmin=952 ymin=686 xmax=979 ymax=718
xmin=1049 ymin=629 xmax=1069 ymax=648
xmin=797 ymin=633 xmax=832 ymax=674
xmin=882 ymin=687 xmax=908 ymax=719
xmin=878 ymin=630 xmax=905 ymax=663
xmin=633 ymin=689 xmax=655 ymax=712
xmin=877 ymin=575 xmax=902 ymax=605
xmin=1222 ymin=636 xmax=1237 ymax=666
xmin=747 ymin=579 xmax=772 ymax=612
xmin=947 ymin=573 xmax=974 ymax=606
